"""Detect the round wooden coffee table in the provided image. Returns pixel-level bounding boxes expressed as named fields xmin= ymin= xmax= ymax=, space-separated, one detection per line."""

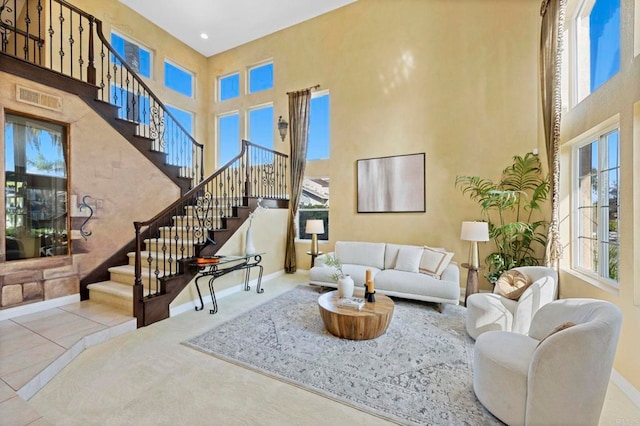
xmin=318 ymin=289 xmax=394 ymax=340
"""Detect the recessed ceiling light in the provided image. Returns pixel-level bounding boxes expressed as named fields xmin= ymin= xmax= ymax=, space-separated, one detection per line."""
xmin=200 ymin=33 xmax=209 ymax=40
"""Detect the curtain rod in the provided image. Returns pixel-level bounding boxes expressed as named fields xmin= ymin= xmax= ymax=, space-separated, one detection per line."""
xmin=286 ymin=84 xmax=320 ymax=95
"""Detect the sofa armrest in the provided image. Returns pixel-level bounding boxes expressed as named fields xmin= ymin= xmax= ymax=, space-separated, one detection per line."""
xmin=313 ymin=252 xmax=333 ymax=268
xmin=440 ymin=261 xmax=460 ymax=283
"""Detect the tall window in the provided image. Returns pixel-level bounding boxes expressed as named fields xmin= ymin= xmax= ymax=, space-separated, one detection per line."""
xmin=110 ymin=32 xmax=152 ymax=79
xmin=164 ymin=61 xmax=194 ymax=97
xmin=298 ymin=177 xmax=329 ymax=241
xmin=308 ymin=92 xmax=330 ymax=160
xmin=575 ymin=0 xmax=620 ymax=101
xmin=248 ymin=62 xmax=273 ymax=93
xmin=110 ymin=84 xmax=150 ymax=125
xmin=218 ymin=113 xmax=240 ymax=167
xmin=166 ymin=105 xmax=193 ymax=136
xmin=4 ymin=114 xmax=69 ymax=260
xmin=219 ymin=73 xmax=240 ymax=101
xmin=248 ymin=104 xmax=273 ymax=149
xmin=574 ymin=126 xmax=620 ymax=283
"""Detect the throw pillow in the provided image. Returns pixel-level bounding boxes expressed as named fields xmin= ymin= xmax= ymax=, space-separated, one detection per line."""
xmin=419 ymin=246 xmax=454 ymax=278
xmin=394 ymin=246 xmax=424 ymax=273
xmin=495 ymin=270 xmax=532 ymax=300
xmin=538 ymin=322 xmax=577 ymax=346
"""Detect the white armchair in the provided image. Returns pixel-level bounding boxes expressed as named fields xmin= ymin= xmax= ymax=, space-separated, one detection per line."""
xmin=465 ymin=266 xmax=558 ymax=339
xmin=473 ymin=298 xmax=623 ymax=426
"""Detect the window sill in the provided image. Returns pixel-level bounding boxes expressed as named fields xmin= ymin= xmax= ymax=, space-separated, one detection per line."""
xmin=561 ymin=267 xmax=620 ymax=297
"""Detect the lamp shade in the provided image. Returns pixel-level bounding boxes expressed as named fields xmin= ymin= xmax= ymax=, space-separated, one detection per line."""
xmin=460 ymin=221 xmax=489 ymax=242
xmin=305 ymin=219 xmax=324 ymax=235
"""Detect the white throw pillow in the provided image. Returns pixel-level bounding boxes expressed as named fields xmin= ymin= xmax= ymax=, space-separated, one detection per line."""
xmin=419 ymin=246 xmax=454 ymax=278
xmin=394 ymin=246 xmax=423 ymax=273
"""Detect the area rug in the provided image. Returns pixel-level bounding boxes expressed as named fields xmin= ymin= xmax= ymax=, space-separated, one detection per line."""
xmin=183 ymin=285 xmax=502 ymax=425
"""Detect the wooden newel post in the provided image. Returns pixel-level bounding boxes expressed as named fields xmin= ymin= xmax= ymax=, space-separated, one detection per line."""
xmin=87 ymin=17 xmax=96 ymax=85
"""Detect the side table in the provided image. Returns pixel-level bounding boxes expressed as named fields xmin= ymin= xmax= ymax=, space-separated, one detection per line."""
xmin=462 ymin=263 xmax=484 ymax=307
xmin=307 ymin=251 xmax=323 ymax=268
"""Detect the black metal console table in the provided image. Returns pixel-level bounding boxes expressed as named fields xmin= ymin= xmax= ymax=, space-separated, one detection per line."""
xmin=192 ymin=254 xmax=264 ymax=314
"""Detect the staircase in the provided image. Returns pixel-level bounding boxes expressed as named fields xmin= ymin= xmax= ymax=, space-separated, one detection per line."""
xmin=0 ymin=0 xmax=289 ymax=327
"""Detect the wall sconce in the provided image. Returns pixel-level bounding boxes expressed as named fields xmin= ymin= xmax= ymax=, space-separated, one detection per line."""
xmin=277 ymin=116 xmax=288 ymax=141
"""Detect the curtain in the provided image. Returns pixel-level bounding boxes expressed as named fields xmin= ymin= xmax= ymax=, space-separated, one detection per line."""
xmin=284 ymin=89 xmax=312 ymax=273
xmin=540 ymin=0 xmax=566 ymax=269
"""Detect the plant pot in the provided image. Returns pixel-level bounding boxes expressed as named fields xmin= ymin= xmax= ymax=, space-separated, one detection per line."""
xmin=337 ymin=275 xmax=354 ymax=298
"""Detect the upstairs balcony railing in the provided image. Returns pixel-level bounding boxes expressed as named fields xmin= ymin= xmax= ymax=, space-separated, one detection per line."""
xmin=133 ymin=140 xmax=288 ymax=304
xmin=0 ymin=0 xmax=204 ymax=185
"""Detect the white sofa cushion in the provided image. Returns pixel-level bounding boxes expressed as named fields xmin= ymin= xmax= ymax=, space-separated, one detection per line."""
xmin=375 ymin=269 xmax=460 ymax=302
xmin=335 ymin=241 xmax=386 ymax=269
xmin=394 ymin=246 xmax=423 ymax=273
xmin=419 ymin=246 xmax=454 ymax=278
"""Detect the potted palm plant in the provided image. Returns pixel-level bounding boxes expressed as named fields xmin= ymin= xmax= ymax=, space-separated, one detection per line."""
xmin=455 ymin=152 xmax=550 ymax=283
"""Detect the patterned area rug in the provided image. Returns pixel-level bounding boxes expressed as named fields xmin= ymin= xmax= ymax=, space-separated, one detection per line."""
xmin=183 ymin=285 xmax=501 ymax=425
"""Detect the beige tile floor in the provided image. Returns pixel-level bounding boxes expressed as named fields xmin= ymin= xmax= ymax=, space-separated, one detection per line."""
xmin=3 ymin=273 xmax=639 ymax=425
xmin=0 ymin=301 xmax=135 ymax=425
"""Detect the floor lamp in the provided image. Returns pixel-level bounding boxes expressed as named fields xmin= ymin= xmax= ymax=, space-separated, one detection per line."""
xmin=460 ymin=221 xmax=489 ymax=305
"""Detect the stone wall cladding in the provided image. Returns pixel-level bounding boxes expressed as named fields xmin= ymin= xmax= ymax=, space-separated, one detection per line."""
xmin=44 ymin=276 xmax=80 ymax=300
xmin=1 ymin=284 xmax=23 ymax=306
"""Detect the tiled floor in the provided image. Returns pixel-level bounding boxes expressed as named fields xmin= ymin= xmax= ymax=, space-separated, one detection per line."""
xmin=0 ymin=301 xmax=135 ymax=425
xmin=2 ymin=276 xmax=639 ymax=425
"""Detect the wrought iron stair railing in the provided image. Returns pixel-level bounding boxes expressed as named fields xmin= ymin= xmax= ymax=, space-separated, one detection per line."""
xmin=133 ymin=140 xmax=288 ymax=325
xmin=0 ymin=0 xmax=204 ymax=186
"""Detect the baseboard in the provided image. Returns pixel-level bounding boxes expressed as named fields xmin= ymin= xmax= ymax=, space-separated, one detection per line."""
xmin=611 ymin=369 xmax=640 ymax=408
xmin=170 ymin=269 xmax=285 ymax=317
xmin=0 ymin=294 xmax=81 ymax=322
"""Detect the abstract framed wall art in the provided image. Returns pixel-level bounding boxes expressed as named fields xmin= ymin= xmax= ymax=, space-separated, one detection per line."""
xmin=356 ymin=152 xmax=425 ymax=213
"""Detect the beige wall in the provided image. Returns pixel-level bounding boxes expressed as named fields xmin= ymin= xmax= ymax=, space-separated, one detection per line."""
xmin=208 ymin=0 xmax=542 ymax=277
xmin=559 ymin=0 xmax=640 ymax=391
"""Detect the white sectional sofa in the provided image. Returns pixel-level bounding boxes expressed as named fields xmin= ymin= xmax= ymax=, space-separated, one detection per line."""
xmin=309 ymin=241 xmax=460 ymax=311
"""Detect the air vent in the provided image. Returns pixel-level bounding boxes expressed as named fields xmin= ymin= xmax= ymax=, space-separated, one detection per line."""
xmin=16 ymin=85 xmax=63 ymax=111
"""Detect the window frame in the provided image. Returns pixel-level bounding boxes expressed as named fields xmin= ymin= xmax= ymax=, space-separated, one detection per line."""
xmin=218 ymin=72 xmax=240 ymax=102
xmin=566 ymin=0 xmax=621 ymax=105
xmin=571 ymin=119 xmax=620 ymax=287
xmin=216 ymin=111 xmax=240 ymax=168
xmin=307 ymin=90 xmax=330 ymax=161
xmin=297 ymin=177 xmax=330 ymax=242
xmin=164 ymin=59 xmax=194 ymax=98
xmin=246 ymin=103 xmax=274 ymax=149
xmin=247 ymin=61 xmax=274 ymax=94
xmin=110 ymin=30 xmax=153 ymax=79
xmin=4 ymin=112 xmax=71 ymax=261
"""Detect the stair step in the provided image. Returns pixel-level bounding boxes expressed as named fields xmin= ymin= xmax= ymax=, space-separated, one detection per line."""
xmin=170 ymin=216 xmax=223 ymax=230
xmin=158 ymin=226 xmax=207 ymax=243
xmin=127 ymin=251 xmax=192 ymax=266
xmin=87 ymin=281 xmax=133 ymax=314
xmin=108 ymin=264 xmax=180 ymax=287
xmin=143 ymin=238 xmax=198 ymax=257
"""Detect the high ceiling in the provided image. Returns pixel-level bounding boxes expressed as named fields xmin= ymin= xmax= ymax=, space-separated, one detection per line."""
xmin=119 ymin=0 xmax=357 ymax=57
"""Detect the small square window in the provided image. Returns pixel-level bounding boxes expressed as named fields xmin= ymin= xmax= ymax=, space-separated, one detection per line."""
xmin=110 ymin=32 xmax=152 ymax=79
xmin=219 ymin=73 xmax=240 ymax=101
xmin=248 ymin=62 xmax=273 ymax=93
xmin=164 ymin=61 xmax=194 ymax=97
